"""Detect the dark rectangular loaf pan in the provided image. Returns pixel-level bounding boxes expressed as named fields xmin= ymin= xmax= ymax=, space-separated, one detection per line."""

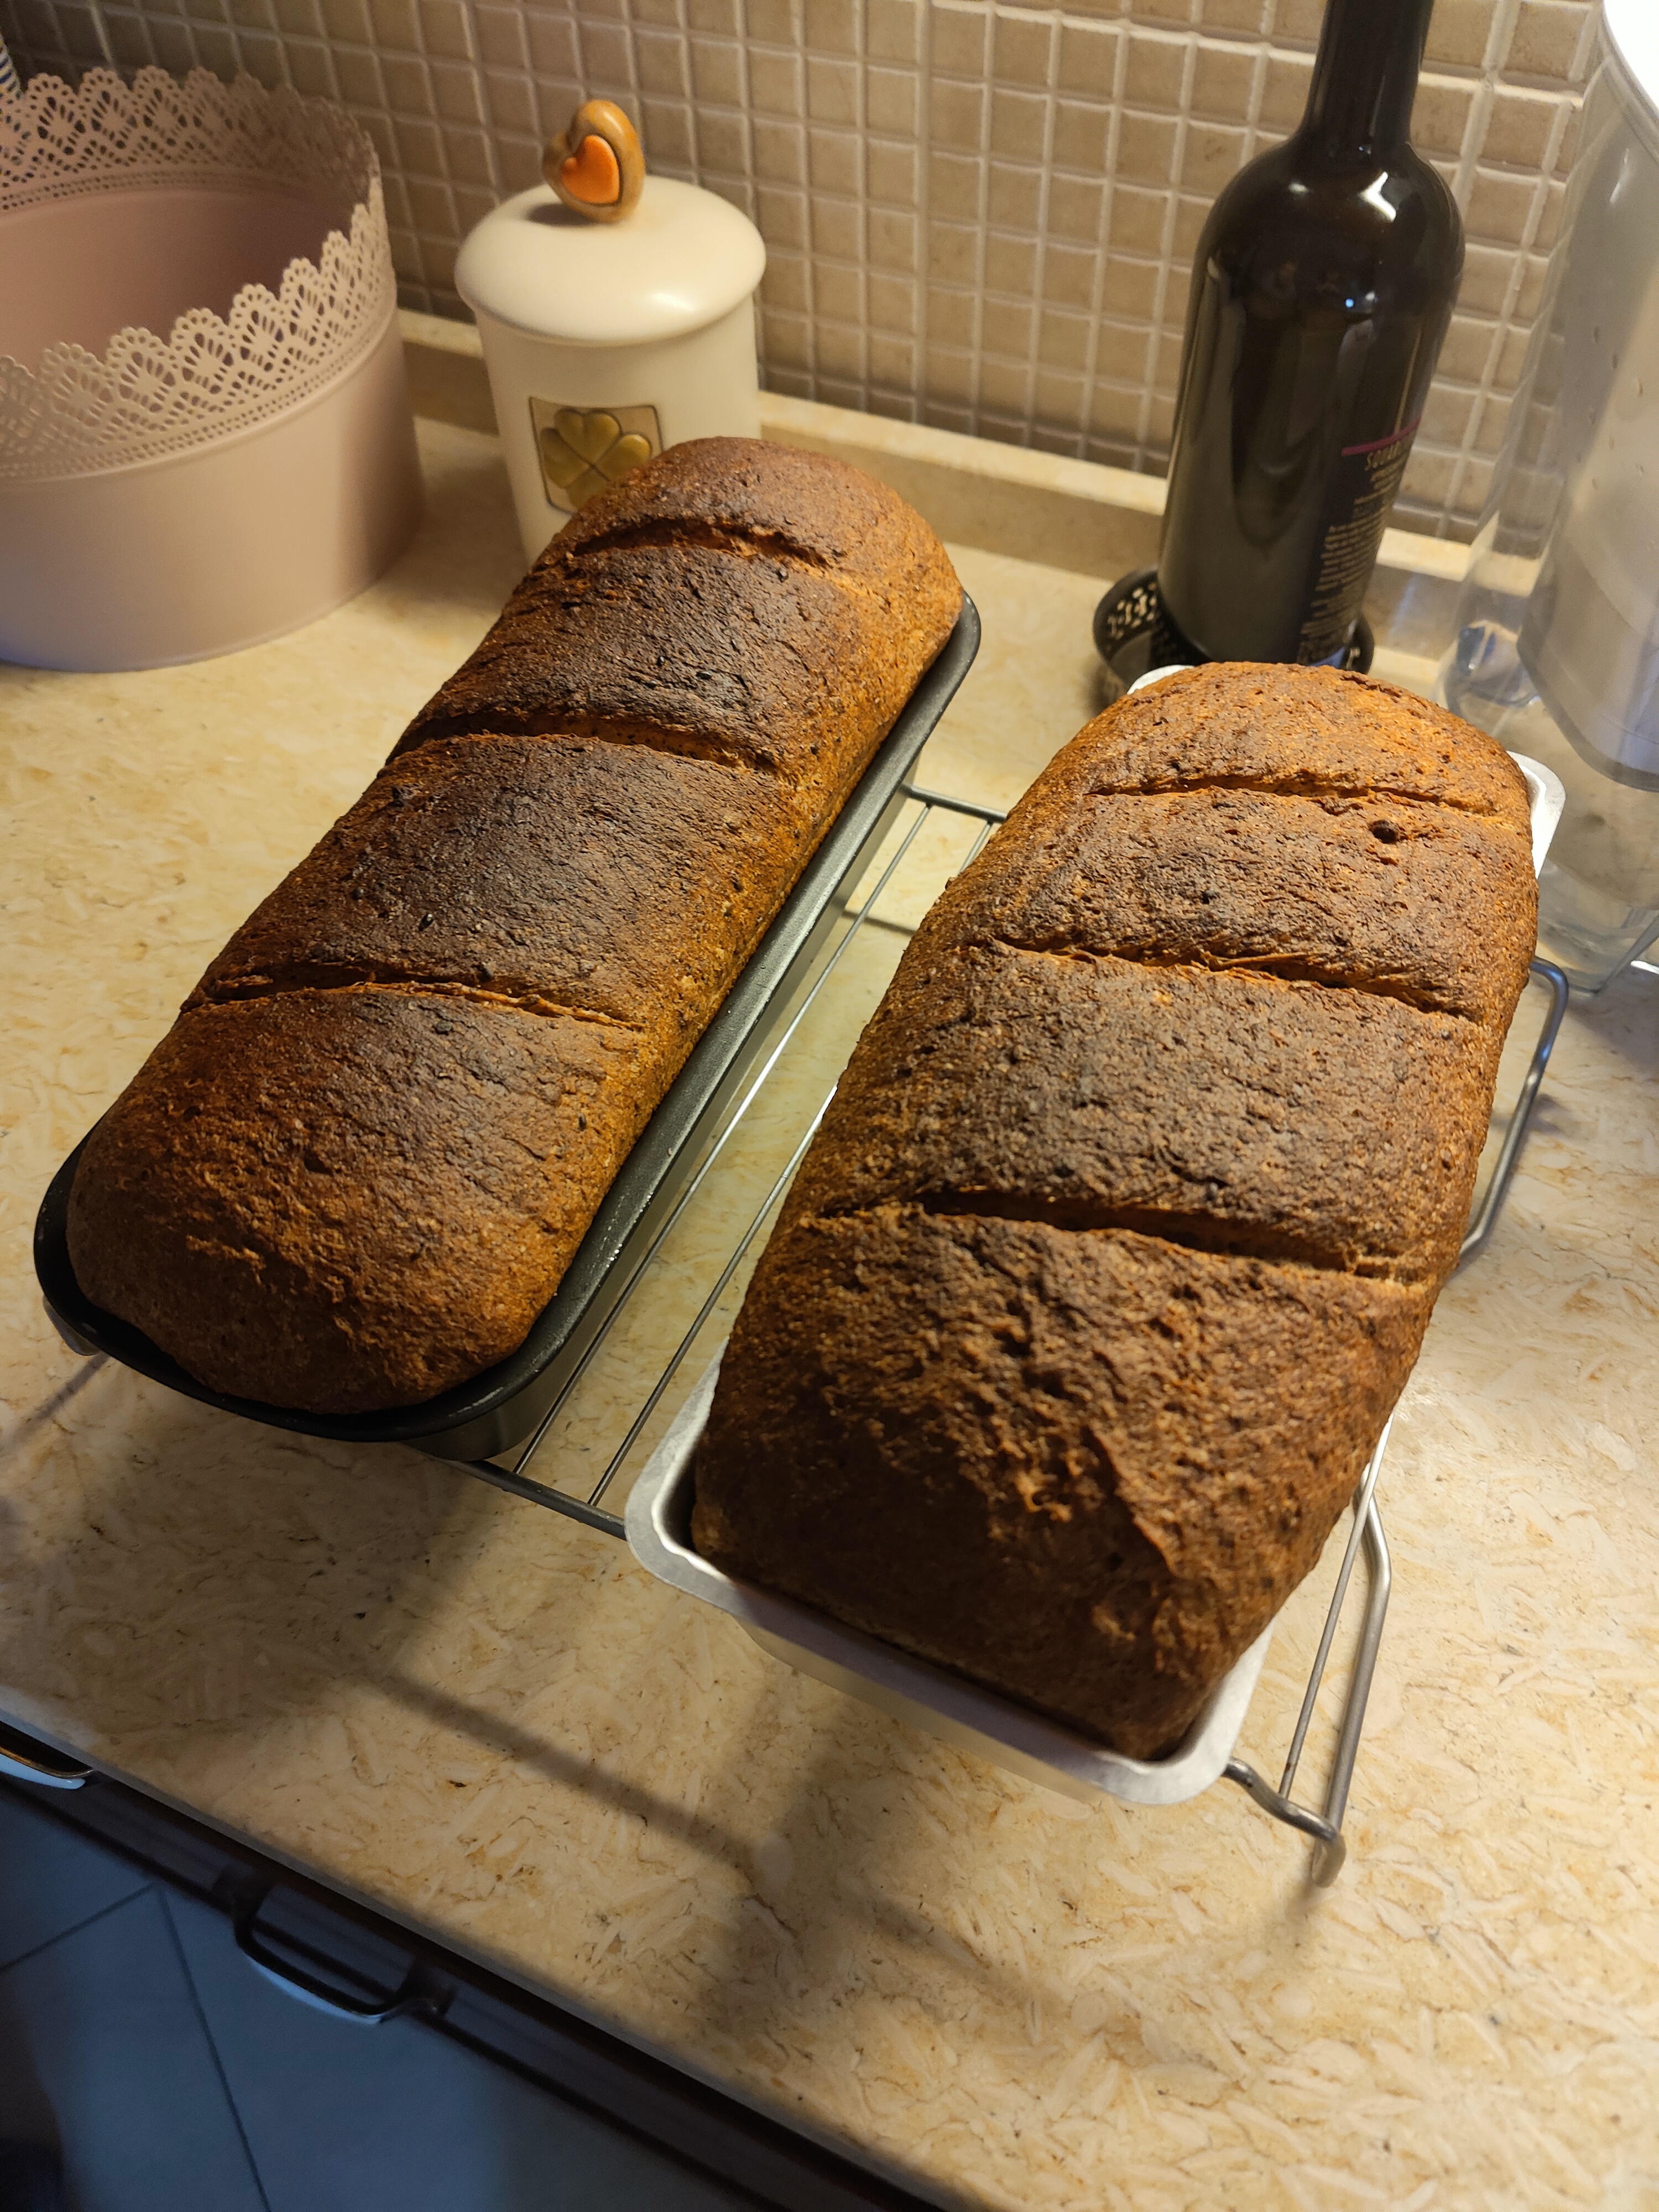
xmin=35 ymin=598 xmax=980 ymax=1463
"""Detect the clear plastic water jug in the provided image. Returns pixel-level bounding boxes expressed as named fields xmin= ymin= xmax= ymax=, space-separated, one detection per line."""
xmin=1439 ymin=0 xmax=1659 ymax=989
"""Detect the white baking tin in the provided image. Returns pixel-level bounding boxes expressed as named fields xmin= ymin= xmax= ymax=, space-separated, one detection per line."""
xmin=627 ymin=1359 xmax=1278 ymax=1807
xmin=624 ymin=762 xmax=1558 ymax=1808
xmin=1510 ymin=753 xmax=1566 ymax=875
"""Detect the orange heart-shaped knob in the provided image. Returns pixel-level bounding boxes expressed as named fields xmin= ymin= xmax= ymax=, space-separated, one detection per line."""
xmin=559 ymin=134 xmax=620 ymax=206
xmin=544 ymin=99 xmax=645 ymax=225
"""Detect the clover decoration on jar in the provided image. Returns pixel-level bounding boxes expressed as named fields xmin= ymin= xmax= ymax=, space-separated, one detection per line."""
xmin=455 ymin=98 xmax=768 ymax=565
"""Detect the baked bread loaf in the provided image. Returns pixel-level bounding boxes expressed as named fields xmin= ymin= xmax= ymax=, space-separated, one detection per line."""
xmin=66 ymin=439 xmax=961 ymax=1413
xmin=691 ymin=664 xmax=1537 ymax=1760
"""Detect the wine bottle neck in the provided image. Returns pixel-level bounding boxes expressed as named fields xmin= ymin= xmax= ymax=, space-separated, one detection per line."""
xmin=1299 ymin=0 xmax=1435 ymax=159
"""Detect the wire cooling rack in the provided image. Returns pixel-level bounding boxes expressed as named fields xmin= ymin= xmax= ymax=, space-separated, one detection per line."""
xmin=445 ymin=780 xmax=1570 ymax=1883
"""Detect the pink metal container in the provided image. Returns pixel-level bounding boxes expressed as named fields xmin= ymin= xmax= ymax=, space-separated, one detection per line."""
xmin=0 ymin=69 xmax=421 ymax=671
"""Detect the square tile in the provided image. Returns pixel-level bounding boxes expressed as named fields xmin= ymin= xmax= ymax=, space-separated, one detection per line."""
xmin=1506 ymin=0 xmax=1593 ymax=85
xmin=868 ymin=205 xmax=917 ymax=266
xmin=813 ymin=260 xmax=862 ymax=322
xmin=977 ymin=356 xmax=1030 ymax=411
xmin=987 ymin=159 xmax=1041 ymax=229
xmin=866 ymin=0 xmax=919 ymax=65
xmin=803 ymin=0 xmax=855 ymax=57
xmin=1190 ymin=41 xmax=1254 ymax=123
xmin=929 ymin=76 xmax=983 ymax=152
xmin=926 ymin=284 xmax=976 ymax=346
xmin=988 ymin=87 xmax=1045 ymax=161
xmin=753 ymin=117 xmax=805 ymax=180
xmin=1056 ymin=19 xmax=1118 ymax=98
xmin=1123 ymin=28 xmax=1186 ymax=112
xmin=636 ymin=28 xmax=690 ymax=99
xmin=1047 ymin=174 xmax=1104 ymax=242
xmin=867 ymin=270 xmax=915 ymax=331
xmin=1181 ymin=122 xmax=1246 ymax=194
xmin=867 ymin=137 xmax=917 ymax=204
xmin=1052 ymin=98 xmax=1110 ymax=173
xmin=866 ymin=65 xmax=917 ymax=135
xmin=1115 ymin=111 xmax=1179 ymax=187
xmin=0 ymin=1890 xmax=265 ymax=2211
xmin=806 ymin=52 xmax=858 ymax=123
xmin=808 ymin=122 xmax=859 ymax=192
xmin=691 ymin=37 xmax=745 ymax=105
xmin=1465 ymin=165 xmax=1543 ymax=247
xmin=1481 ymin=84 xmax=1564 ymax=170
xmin=930 ymin=2 xmax=987 ymax=80
xmin=1259 ymin=50 xmax=1313 ymax=130
xmin=1424 ymin=0 xmax=1494 ymax=70
xmin=1037 ymin=305 xmax=1091 ymax=372
xmin=867 ymin=332 xmax=917 ymax=389
xmin=1410 ymin=74 xmax=1476 ymax=161
xmin=991 ymin=11 xmax=1050 ymax=90
xmin=29 ymin=0 xmax=1585 ymax=529
xmin=0 ymin=1794 xmax=149 ymax=1973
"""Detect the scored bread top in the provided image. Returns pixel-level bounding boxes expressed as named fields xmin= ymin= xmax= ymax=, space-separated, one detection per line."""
xmin=190 ymin=734 xmax=802 ymax=1059
xmin=780 ymin=659 xmax=1537 ymax=1279
xmin=939 ymin=784 xmax=1535 ymax=1024
xmin=784 ymin=941 xmax=1500 ymax=1283
xmin=71 ymin=988 xmax=651 ymax=1413
xmin=552 ymin=437 xmax=954 ymax=603
xmin=690 ymin=662 xmax=1539 ymax=1758
xmin=936 ymin=661 xmax=1536 ymax=1025
xmin=393 ymin=437 xmax=962 ymax=818
xmin=1050 ymin=661 xmax=1532 ymax=816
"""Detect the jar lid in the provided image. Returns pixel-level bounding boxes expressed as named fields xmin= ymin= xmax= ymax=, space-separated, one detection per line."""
xmin=455 ymin=176 xmax=766 ymax=346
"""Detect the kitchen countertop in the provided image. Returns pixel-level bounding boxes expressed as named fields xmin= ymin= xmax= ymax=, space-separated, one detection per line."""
xmin=3 ymin=409 xmax=1656 ymax=2212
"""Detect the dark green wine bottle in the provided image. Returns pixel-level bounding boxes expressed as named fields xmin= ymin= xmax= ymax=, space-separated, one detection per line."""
xmin=1156 ymin=0 xmax=1463 ymax=665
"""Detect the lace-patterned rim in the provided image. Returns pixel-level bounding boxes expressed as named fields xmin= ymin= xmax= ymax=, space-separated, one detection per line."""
xmin=1 ymin=69 xmax=396 ymax=482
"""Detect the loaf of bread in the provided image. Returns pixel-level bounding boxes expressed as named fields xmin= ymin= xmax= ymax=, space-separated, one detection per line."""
xmin=691 ymin=665 xmax=1537 ymax=1760
xmin=66 ymin=440 xmax=961 ymax=1413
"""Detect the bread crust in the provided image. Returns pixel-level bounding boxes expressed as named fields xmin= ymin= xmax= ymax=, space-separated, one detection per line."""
xmin=66 ymin=441 xmax=962 ymax=1411
xmin=693 ymin=1206 xmax=1430 ymax=1761
xmin=394 ymin=439 xmax=963 ymax=825
xmin=190 ymin=734 xmax=802 ymax=1058
xmin=941 ymin=784 xmax=1535 ymax=1024
xmin=692 ymin=662 xmax=1538 ymax=1756
xmin=787 ymin=941 xmax=1500 ymax=1282
xmin=1050 ymin=661 xmax=1532 ymax=817
xmin=67 ymin=989 xmax=649 ymax=1412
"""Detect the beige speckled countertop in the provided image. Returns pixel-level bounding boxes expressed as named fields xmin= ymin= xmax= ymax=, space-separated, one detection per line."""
xmin=3 ymin=404 xmax=1657 ymax=2212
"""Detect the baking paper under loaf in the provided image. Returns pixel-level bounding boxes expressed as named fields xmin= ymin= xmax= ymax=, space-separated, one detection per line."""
xmin=66 ymin=439 xmax=961 ymax=1412
xmin=691 ymin=664 xmax=1538 ymax=1760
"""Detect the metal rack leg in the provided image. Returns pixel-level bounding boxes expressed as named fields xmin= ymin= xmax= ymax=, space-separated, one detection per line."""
xmin=1458 ymin=957 xmax=1569 ymax=1268
xmin=1224 ymin=1488 xmax=1392 ymax=1886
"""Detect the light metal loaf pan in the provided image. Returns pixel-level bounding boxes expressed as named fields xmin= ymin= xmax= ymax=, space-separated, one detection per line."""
xmin=625 ymin=756 xmax=1560 ymax=1808
xmin=624 ymin=1356 xmax=1339 ymax=1809
xmin=34 ymin=599 xmax=980 ymax=1461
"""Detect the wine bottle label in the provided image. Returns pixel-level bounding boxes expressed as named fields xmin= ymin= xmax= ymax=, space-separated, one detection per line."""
xmin=1296 ymin=418 xmax=1420 ymax=662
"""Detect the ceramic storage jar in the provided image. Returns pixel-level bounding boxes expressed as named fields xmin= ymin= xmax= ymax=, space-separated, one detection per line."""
xmin=456 ymin=103 xmax=766 ymax=566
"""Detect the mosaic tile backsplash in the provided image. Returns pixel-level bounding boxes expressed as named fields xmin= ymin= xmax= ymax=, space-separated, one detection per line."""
xmin=3 ymin=0 xmax=1599 ymax=535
